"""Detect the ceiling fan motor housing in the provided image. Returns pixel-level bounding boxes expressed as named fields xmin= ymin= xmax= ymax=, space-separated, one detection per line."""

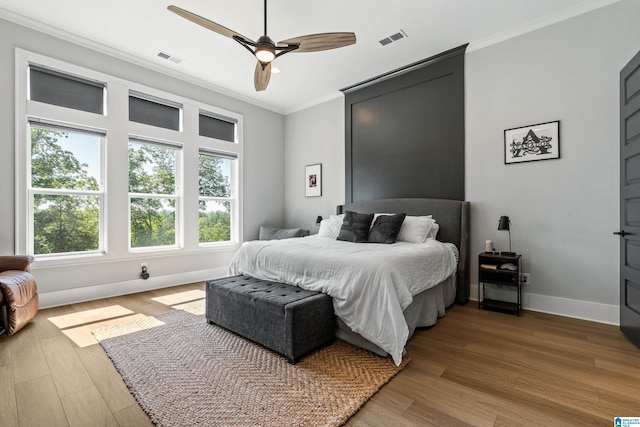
xmin=255 ymin=35 xmax=276 ymax=63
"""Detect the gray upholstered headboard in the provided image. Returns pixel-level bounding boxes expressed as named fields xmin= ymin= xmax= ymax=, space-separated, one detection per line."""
xmin=338 ymin=198 xmax=470 ymax=304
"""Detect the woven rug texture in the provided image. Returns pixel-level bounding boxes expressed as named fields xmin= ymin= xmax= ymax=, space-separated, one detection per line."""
xmin=93 ymin=307 xmax=409 ymax=427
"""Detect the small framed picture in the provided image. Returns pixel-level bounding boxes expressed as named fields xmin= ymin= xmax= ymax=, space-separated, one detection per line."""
xmin=504 ymin=120 xmax=560 ymax=164
xmin=305 ymin=163 xmax=322 ymax=197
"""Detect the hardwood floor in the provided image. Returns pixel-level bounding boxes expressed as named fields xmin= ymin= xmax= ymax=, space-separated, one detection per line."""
xmin=1 ymin=282 xmax=639 ymax=426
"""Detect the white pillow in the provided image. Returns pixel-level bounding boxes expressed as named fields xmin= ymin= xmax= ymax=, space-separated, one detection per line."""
xmin=426 ymin=222 xmax=439 ymax=240
xmin=371 ymin=213 xmax=427 ymax=227
xmin=397 ymin=216 xmax=436 ymax=243
xmin=317 ymin=215 xmax=343 ymax=239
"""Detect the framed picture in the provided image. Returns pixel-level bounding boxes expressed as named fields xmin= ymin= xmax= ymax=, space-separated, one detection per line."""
xmin=305 ymin=163 xmax=322 ymax=197
xmin=504 ymin=120 xmax=560 ymax=164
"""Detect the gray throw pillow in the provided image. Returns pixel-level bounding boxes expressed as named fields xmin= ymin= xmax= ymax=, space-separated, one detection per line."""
xmin=368 ymin=213 xmax=406 ymax=244
xmin=337 ymin=211 xmax=374 ymax=243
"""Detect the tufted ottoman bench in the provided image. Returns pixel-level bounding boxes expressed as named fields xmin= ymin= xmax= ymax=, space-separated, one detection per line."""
xmin=205 ymin=275 xmax=335 ymax=363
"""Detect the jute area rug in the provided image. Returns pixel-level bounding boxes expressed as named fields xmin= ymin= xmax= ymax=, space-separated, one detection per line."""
xmin=93 ymin=304 xmax=410 ymax=427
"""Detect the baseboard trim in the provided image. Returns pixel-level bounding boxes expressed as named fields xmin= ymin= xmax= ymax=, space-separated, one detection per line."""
xmin=38 ymin=267 xmax=228 ymax=309
xmin=470 ymin=284 xmax=619 ymax=326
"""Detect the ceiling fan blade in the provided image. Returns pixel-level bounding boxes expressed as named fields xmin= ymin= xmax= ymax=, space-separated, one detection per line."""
xmin=254 ymin=62 xmax=271 ymax=91
xmin=167 ymin=5 xmax=255 ymax=43
xmin=278 ymin=32 xmax=356 ymax=53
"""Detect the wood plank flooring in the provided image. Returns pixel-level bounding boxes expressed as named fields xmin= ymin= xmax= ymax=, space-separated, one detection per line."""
xmin=1 ymin=282 xmax=639 ymax=426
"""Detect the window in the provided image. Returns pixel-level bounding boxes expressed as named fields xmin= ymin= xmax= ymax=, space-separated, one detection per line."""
xmin=128 ymin=140 xmax=181 ymax=249
xmin=29 ymin=124 xmax=104 ymax=255
xmin=199 ymin=150 xmax=236 ymax=244
xmin=17 ymin=49 xmax=243 ymax=263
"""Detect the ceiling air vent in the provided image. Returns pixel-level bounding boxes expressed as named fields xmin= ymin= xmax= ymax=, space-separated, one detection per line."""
xmin=379 ymin=30 xmax=407 ymax=47
xmin=157 ymin=51 xmax=183 ymax=64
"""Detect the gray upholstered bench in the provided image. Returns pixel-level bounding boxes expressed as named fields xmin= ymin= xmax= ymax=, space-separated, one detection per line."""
xmin=205 ymin=275 xmax=334 ymax=363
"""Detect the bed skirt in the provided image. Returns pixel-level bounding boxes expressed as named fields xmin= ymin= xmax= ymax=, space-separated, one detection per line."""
xmin=335 ymin=274 xmax=456 ymax=357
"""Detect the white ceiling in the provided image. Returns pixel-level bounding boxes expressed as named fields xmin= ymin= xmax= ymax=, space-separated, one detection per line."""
xmin=0 ymin=0 xmax=621 ymax=114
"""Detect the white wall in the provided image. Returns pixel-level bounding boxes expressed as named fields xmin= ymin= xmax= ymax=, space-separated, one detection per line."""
xmin=284 ymin=97 xmax=345 ymax=231
xmin=283 ymin=0 xmax=640 ymax=324
xmin=466 ymin=0 xmax=640 ymax=323
xmin=0 ymin=18 xmax=285 ymax=306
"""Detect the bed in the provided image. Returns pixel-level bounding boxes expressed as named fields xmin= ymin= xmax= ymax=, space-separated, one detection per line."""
xmin=229 ymin=198 xmax=470 ymax=365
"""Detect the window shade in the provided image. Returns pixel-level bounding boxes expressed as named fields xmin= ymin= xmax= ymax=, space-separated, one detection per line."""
xmin=129 ymin=95 xmax=181 ymax=131
xmin=199 ymin=148 xmax=237 ymax=160
xmin=29 ymin=66 xmax=105 ymax=114
xmin=199 ymin=112 xmax=235 ymax=142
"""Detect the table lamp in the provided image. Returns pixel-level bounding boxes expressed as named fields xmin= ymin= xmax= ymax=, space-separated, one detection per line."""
xmin=498 ymin=216 xmax=515 ymax=256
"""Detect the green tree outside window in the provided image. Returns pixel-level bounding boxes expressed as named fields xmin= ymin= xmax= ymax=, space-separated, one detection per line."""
xmin=31 ymin=127 xmax=101 ymax=255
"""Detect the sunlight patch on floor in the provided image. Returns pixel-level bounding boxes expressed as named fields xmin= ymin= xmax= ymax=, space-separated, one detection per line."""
xmin=62 ymin=313 xmax=154 ymax=347
xmin=91 ymin=315 xmax=167 ymax=344
xmin=151 ymin=289 xmax=206 ymax=306
xmin=172 ymin=299 xmax=205 ymax=315
xmin=48 ymin=305 xmax=134 ymax=329
xmin=45 ymin=290 xmax=206 ymax=348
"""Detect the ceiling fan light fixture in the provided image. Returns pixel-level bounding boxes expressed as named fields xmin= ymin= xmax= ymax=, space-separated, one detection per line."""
xmin=255 ymin=47 xmax=275 ymax=63
xmin=255 ymin=35 xmax=276 ymax=63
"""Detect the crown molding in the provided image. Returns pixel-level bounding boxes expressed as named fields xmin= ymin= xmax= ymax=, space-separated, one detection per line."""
xmin=467 ymin=0 xmax=624 ymax=52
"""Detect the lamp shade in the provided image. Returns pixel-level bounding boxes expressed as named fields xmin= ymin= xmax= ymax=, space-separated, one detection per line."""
xmin=498 ymin=216 xmax=510 ymax=231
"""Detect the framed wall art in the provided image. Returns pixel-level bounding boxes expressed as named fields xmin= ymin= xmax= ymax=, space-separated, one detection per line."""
xmin=305 ymin=163 xmax=322 ymax=197
xmin=504 ymin=120 xmax=560 ymax=164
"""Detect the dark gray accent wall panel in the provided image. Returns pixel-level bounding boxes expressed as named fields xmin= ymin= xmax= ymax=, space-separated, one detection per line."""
xmin=342 ymin=45 xmax=466 ymax=203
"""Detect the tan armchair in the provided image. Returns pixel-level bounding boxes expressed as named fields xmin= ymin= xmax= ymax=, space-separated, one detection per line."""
xmin=0 ymin=256 xmax=39 ymax=336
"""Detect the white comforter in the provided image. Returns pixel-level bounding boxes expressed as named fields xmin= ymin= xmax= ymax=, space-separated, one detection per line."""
xmin=228 ymin=236 xmax=458 ymax=365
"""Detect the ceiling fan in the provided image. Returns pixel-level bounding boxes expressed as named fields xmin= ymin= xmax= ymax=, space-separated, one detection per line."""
xmin=167 ymin=1 xmax=356 ymax=91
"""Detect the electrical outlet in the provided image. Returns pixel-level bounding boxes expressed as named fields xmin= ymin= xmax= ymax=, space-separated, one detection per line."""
xmin=521 ymin=273 xmax=531 ymax=285
xmin=140 ymin=263 xmax=150 ymax=280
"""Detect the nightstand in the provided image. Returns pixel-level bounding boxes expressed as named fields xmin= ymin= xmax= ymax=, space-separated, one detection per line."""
xmin=478 ymin=252 xmax=522 ymax=316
